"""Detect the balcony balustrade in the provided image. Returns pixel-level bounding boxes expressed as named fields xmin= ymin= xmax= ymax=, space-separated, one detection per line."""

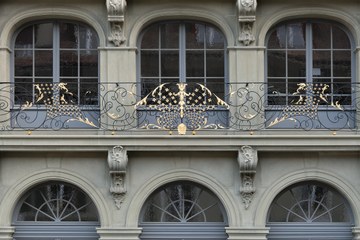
xmin=0 ymin=81 xmax=356 ymax=134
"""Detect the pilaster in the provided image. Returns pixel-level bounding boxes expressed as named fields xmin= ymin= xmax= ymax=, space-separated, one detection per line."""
xmin=226 ymin=227 xmax=269 ymax=240
xmin=97 ymin=227 xmax=142 ymax=240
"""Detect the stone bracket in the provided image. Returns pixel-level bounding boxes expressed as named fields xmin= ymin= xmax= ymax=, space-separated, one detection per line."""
xmin=237 ymin=0 xmax=257 ymax=46
xmin=238 ymin=145 xmax=258 ymax=209
xmin=106 ymin=0 xmax=127 ymax=46
xmin=108 ymin=145 xmax=128 ymax=209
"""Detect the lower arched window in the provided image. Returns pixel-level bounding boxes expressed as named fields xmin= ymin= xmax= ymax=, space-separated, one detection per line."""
xmin=267 ymin=181 xmax=354 ymax=240
xmin=13 ymin=182 xmax=100 ymax=240
xmin=139 ymin=181 xmax=228 ymax=240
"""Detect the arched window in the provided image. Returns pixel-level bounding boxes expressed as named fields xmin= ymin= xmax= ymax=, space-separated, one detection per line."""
xmin=138 ymin=21 xmax=226 ymax=99
xmin=12 ymin=20 xmax=99 ymax=129
xmin=265 ymin=20 xmax=354 ymax=129
xmin=137 ymin=21 xmax=228 ymax=132
xmin=13 ymin=182 xmax=100 ymax=239
xmin=267 ymin=182 xmax=354 ymax=240
xmin=139 ymin=181 xmax=228 ymax=239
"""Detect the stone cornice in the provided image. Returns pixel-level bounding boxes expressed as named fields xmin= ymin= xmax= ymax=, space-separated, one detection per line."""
xmin=0 ymin=134 xmax=359 ymax=152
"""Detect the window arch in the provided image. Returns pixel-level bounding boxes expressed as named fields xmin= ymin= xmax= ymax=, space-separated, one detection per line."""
xmin=265 ymin=20 xmax=354 ymax=129
xmin=138 ymin=21 xmax=227 ymax=99
xmin=13 ymin=181 xmax=100 ymax=239
xmin=267 ymin=181 xmax=354 ymax=240
xmin=139 ymin=181 xmax=228 ymax=239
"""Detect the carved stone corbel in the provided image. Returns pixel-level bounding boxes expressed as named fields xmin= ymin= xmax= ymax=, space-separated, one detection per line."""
xmin=108 ymin=146 xmax=128 ymax=209
xmin=106 ymin=0 xmax=127 ymax=46
xmin=238 ymin=146 xmax=258 ymax=209
xmin=236 ymin=0 xmax=257 ymax=46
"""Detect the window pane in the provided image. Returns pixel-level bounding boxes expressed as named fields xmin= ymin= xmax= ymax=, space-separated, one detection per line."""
xmin=288 ymin=79 xmax=306 ymax=95
xmin=267 ymin=51 xmax=286 ymax=77
xmin=206 ymin=50 xmax=224 ymax=77
xmin=80 ymin=50 xmax=98 ymax=77
xmin=15 ymin=26 xmax=33 ymax=48
xmin=333 ymin=26 xmax=351 ymax=49
xmin=206 ymin=26 xmax=225 ymax=49
xmin=141 ymin=25 xmax=159 ymax=49
xmin=287 ymin=22 xmax=306 ymax=49
xmin=79 ymin=25 xmax=99 ymax=49
xmin=267 ymin=25 xmax=286 ymax=49
xmin=161 ymin=51 xmax=179 ymax=76
xmin=333 ymin=51 xmax=351 ymax=77
xmin=15 ymin=50 xmax=33 ymax=76
xmin=141 ymin=51 xmax=159 ymax=77
xmin=207 ymin=79 xmax=225 ymax=99
xmin=186 ymin=50 xmax=204 ymax=77
xmin=312 ymin=22 xmax=331 ymax=49
xmin=288 ymin=50 xmax=306 ymax=77
xmin=35 ymin=50 xmax=53 ymax=76
xmin=141 ymin=78 xmax=161 ymax=97
xmin=268 ymin=79 xmax=286 ymax=94
xmin=34 ymin=23 xmax=53 ymax=48
xmin=80 ymin=79 xmax=98 ymax=105
xmin=60 ymin=50 xmax=78 ymax=76
xmin=160 ymin=23 xmax=179 ymax=49
xmin=60 ymin=23 xmax=79 ymax=49
xmin=186 ymin=23 xmax=205 ymax=49
xmin=14 ymin=78 xmax=33 ymax=104
xmin=60 ymin=79 xmax=78 ymax=104
xmin=333 ymin=79 xmax=351 ymax=94
xmin=313 ymin=50 xmax=331 ymax=77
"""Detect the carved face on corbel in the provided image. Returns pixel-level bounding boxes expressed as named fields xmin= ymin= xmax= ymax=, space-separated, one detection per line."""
xmin=241 ymin=0 xmax=254 ymax=9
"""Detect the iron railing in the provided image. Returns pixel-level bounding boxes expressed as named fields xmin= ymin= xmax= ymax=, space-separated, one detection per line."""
xmin=0 ymin=81 xmax=357 ymax=133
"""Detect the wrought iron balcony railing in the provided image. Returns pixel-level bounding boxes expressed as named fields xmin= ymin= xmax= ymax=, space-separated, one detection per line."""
xmin=0 ymin=81 xmax=357 ymax=134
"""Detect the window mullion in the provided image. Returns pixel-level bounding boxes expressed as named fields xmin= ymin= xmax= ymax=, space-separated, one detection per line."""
xmin=179 ymin=24 xmax=186 ymax=83
xmin=306 ymin=23 xmax=312 ymax=84
xmin=53 ymin=22 xmax=60 ymax=83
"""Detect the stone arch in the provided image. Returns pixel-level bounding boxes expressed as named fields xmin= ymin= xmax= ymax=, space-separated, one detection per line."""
xmin=128 ymin=8 xmax=235 ymax=48
xmin=254 ymin=170 xmax=360 ymax=226
xmin=0 ymin=7 xmax=106 ymax=48
xmin=257 ymin=7 xmax=360 ymax=46
xmin=0 ymin=169 xmax=111 ymax=227
xmin=125 ymin=169 xmax=240 ymax=228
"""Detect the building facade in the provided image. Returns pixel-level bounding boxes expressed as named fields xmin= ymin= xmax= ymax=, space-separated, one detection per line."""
xmin=0 ymin=0 xmax=360 ymax=239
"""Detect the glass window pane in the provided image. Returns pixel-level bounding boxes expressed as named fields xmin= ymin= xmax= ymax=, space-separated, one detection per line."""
xmin=160 ymin=23 xmax=179 ymax=49
xmin=161 ymin=51 xmax=179 ymax=76
xmin=14 ymin=78 xmax=33 ymax=104
xmin=34 ymin=23 xmax=53 ymax=48
xmin=267 ymin=51 xmax=286 ymax=77
xmin=333 ymin=79 xmax=351 ymax=94
xmin=141 ymin=51 xmax=159 ymax=77
xmin=80 ymin=50 xmax=98 ymax=77
xmin=186 ymin=50 xmax=204 ymax=77
xmin=206 ymin=51 xmax=224 ymax=77
xmin=60 ymin=50 xmax=78 ymax=76
xmin=186 ymin=23 xmax=205 ymax=49
xmin=312 ymin=22 xmax=331 ymax=49
xmin=141 ymin=78 xmax=161 ymax=97
xmin=15 ymin=26 xmax=33 ymax=48
xmin=35 ymin=50 xmax=53 ymax=76
xmin=141 ymin=25 xmax=159 ymax=49
xmin=206 ymin=26 xmax=225 ymax=49
xmin=60 ymin=23 xmax=79 ymax=49
xmin=288 ymin=50 xmax=306 ymax=77
xmin=313 ymin=50 xmax=331 ymax=77
xmin=60 ymin=79 xmax=78 ymax=104
xmin=79 ymin=25 xmax=99 ymax=49
xmin=80 ymin=79 xmax=98 ymax=105
xmin=206 ymin=79 xmax=224 ymax=99
xmin=267 ymin=25 xmax=286 ymax=49
xmin=15 ymin=50 xmax=33 ymax=76
xmin=333 ymin=51 xmax=351 ymax=77
xmin=333 ymin=26 xmax=351 ymax=49
xmin=287 ymin=22 xmax=306 ymax=49
xmin=268 ymin=79 xmax=286 ymax=94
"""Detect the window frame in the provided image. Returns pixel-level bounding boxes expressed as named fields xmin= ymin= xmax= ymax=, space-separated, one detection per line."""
xmin=265 ymin=19 xmax=355 ymax=109
xmin=11 ymin=20 xmax=100 ymax=107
